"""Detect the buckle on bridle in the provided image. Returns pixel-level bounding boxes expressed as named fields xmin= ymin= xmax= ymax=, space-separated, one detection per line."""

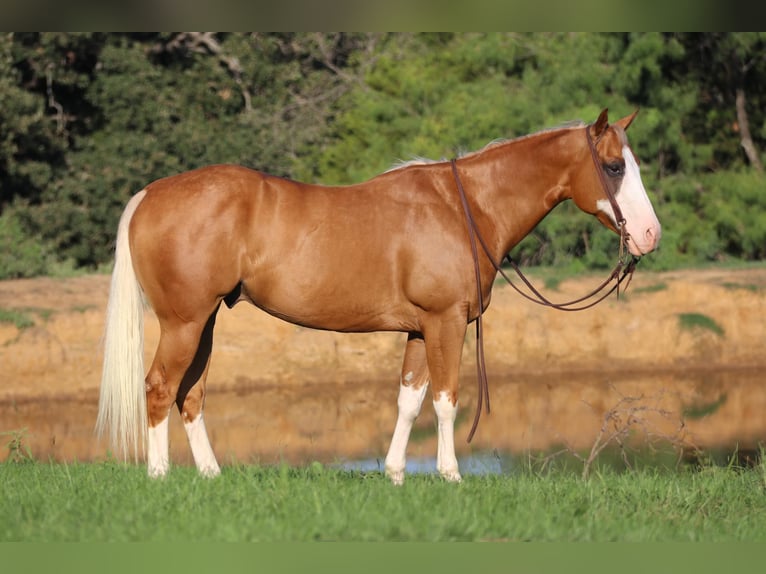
xmin=617 ymin=222 xmax=631 ymax=265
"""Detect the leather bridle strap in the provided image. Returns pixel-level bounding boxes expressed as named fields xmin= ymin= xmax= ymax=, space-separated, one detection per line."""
xmin=585 ymin=125 xmax=627 ymax=233
xmin=451 ymin=159 xmax=490 ymax=443
xmin=450 ymin=123 xmax=640 ymax=441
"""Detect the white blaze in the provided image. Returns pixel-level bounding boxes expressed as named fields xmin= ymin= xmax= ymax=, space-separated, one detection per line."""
xmin=597 ymin=145 xmax=661 ymax=256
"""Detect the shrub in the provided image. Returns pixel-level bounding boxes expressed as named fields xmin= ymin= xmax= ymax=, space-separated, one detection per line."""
xmin=0 ymin=209 xmax=50 ymax=279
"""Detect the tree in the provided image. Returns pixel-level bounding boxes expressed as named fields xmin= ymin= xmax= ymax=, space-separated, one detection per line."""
xmin=3 ymin=33 xmax=375 ymax=269
xmin=0 ymin=33 xmax=71 ymax=209
xmin=1 ymin=33 xmax=764 ymax=278
xmin=671 ymin=33 xmax=766 ymax=173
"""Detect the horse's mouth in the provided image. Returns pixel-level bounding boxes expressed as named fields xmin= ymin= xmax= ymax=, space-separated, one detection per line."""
xmin=625 ymin=224 xmax=661 ymax=256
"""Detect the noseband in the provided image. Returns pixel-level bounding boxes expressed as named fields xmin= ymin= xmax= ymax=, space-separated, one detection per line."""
xmin=452 ymin=122 xmax=640 ymax=442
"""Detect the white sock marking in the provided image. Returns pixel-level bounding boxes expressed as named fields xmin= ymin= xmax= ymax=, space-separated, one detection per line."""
xmin=184 ymin=413 xmax=221 ymax=478
xmin=385 ymin=380 xmax=429 ymax=485
xmin=433 ymin=391 xmax=461 ymax=482
xmin=147 ymin=415 xmax=169 ymax=478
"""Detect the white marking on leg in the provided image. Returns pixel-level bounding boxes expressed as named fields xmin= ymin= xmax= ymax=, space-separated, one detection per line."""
xmin=147 ymin=414 xmax=169 ymax=478
xmin=184 ymin=413 xmax=221 ymax=478
xmin=384 ymin=380 xmax=429 ymax=485
xmin=433 ymin=391 xmax=461 ymax=482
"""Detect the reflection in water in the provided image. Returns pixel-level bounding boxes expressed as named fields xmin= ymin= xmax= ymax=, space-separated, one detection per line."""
xmin=1 ymin=369 xmax=764 ymax=469
xmin=336 ymin=446 xmax=763 ymax=477
xmin=334 ymin=452 xmax=506 ymax=476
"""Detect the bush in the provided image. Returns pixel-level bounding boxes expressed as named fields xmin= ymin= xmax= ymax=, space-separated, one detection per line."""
xmin=0 ymin=209 xmax=53 ymax=279
xmin=648 ymin=171 xmax=766 ymax=269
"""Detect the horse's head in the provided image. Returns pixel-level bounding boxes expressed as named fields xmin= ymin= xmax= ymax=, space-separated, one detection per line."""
xmin=572 ymin=109 xmax=661 ymax=257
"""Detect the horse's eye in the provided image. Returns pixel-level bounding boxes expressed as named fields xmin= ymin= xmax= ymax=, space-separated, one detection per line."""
xmin=604 ymin=162 xmax=624 ymax=177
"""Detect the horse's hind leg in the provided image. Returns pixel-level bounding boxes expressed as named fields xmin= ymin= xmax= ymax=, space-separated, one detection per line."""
xmin=174 ymin=308 xmax=221 ymax=477
xmin=384 ymin=333 xmax=430 ymax=485
xmin=145 ymin=314 xmax=215 ymax=478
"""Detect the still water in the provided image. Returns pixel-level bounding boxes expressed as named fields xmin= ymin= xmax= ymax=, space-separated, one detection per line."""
xmin=2 ymin=369 xmax=764 ymax=469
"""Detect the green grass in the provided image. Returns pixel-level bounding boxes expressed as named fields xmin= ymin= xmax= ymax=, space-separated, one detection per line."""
xmin=0 ymin=308 xmax=35 ymax=330
xmin=2 ymin=461 xmax=766 ymax=542
xmin=0 ymin=306 xmax=58 ymax=332
xmin=632 ymin=281 xmax=668 ymax=294
xmin=677 ymin=312 xmax=725 ymax=337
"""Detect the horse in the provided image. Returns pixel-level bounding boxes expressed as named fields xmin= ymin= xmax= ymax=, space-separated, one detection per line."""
xmin=96 ymin=108 xmax=661 ymax=483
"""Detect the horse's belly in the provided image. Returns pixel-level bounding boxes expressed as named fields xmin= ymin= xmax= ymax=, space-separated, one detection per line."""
xmin=238 ymin=275 xmax=417 ymax=333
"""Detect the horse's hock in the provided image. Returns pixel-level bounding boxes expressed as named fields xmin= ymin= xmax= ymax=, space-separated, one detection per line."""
xmin=1 ymin=266 xmax=765 ymax=463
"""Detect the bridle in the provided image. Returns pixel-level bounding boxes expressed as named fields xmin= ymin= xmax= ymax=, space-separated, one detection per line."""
xmin=452 ymin=122 xmax=640 ymax=442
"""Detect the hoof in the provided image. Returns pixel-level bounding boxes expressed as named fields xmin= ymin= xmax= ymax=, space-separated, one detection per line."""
xmin=147 ymin=465 xmax=169 ymax=479
xmin=385 ymin=468 xmax=405 ymax=486
xmin=198 ymin=464 xmax=221 ymax=478
xmin=440 ymin=469 xmax=462 ymax=483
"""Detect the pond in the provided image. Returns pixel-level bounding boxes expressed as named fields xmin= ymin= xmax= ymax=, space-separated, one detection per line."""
xmin=1 ymin=368 xmax=763 ymax=470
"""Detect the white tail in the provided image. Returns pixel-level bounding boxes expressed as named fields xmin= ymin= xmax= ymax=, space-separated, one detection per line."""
xmin=96 ymin=189 xmax=148 ymax=461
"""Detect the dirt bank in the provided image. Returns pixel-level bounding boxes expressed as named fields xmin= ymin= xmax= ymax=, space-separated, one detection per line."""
xmin=1 ymin=266 xmax=765 ymax=464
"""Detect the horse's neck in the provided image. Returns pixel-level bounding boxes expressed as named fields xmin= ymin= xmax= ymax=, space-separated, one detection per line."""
xmin=460 ymin=127 xmax=582 ymax=260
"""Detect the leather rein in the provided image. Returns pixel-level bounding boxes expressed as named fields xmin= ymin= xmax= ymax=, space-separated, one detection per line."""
xmin=452 ymin=123 xmax=640 ymax=442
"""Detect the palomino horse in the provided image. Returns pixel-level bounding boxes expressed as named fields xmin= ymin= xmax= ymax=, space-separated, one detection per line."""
xmin=97 ymin=109 xmax=661 ymax=483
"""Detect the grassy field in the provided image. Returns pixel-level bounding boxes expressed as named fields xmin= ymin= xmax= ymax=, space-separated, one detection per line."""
xmin=2 ymin=460 xmax=766 ymax=542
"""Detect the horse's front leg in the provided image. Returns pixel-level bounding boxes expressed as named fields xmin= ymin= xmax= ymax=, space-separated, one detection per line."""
xmin=422 ymin=310 xmax=467 ymax=483
xmin=433 ymin=387 xmax=461 ymax=482
xmin=385 ymin=333 xmax=430 ymax=485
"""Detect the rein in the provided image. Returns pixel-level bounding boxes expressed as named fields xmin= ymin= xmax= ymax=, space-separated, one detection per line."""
xmin=451 ymin=123 xmax=640 ymax=443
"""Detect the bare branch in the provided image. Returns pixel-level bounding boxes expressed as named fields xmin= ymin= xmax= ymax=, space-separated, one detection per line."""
xmin=155 ymin=32 xmax=253 ymax=114
xmin=548 ymin=384 xmax=694 ymax=480
xmin=45 ymin=63 xmax=66 ymax=135
xmin=735 ymin=87 xmax=764 ymax=173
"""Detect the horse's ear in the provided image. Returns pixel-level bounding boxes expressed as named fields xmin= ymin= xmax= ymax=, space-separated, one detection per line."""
xmin=589 ymin=108 xmax=609 ymax=140
xmin=614 ymin=109 xmax=639 ymax=131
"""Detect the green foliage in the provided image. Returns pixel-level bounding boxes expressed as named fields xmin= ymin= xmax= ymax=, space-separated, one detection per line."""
xmin=315 ymin=33 xmax=629 ymax=184
xmin=0 ymin=210 xmax=49 ymax=278
xmin=649 ymin=170 xmax=766 ymax=269
xmin=0 ymin=307 xmax=35 ymax=330
xmin=2 ymin=429 xmax=34 ymax=463
xmin=1 ymin=33 xmax=765 ymax=279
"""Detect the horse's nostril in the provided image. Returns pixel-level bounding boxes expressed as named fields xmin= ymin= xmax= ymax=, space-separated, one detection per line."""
xmin=645 ymin=226 xmax=660 ymax=247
